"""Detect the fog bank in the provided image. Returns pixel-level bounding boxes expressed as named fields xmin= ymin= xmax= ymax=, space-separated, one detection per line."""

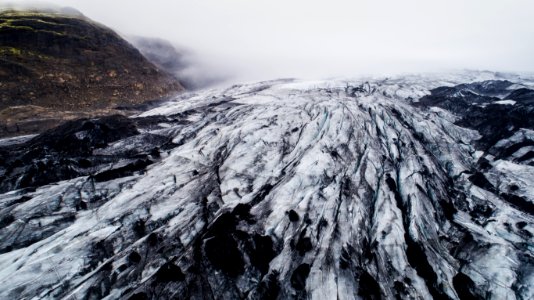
xmin=6 ymin=0 xmax=534 ymax=83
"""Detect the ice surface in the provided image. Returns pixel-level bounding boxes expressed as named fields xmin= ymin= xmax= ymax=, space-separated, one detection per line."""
xmin=0 ymin=72 xmax=533 ymax=299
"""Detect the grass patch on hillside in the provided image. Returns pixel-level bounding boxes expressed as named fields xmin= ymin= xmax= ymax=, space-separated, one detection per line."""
xmin=0 ymin=46 xmax=53 ymax=60
xmin=0 ymin=13 xmax=69 ymax=36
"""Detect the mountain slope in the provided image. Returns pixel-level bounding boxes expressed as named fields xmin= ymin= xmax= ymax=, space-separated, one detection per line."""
xmin=0 ymin=10 xmax=183 ymax=136
xmin=129 ymin=36 xmax=226 ymax=90
xmin=0 ymin=74 xmax=533 ymax=299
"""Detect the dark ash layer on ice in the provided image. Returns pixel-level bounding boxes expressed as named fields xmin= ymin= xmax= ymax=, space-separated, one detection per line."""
xmin=0 ymin=73 xmax=533 ymax=299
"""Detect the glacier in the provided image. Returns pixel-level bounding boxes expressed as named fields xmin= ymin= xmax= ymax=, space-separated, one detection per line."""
xmin=0 ymin=72 xmax=533 ymax=299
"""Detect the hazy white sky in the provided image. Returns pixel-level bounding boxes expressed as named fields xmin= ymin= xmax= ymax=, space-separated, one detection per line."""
xmin=8 ymin=0 xmax=534 ymax=81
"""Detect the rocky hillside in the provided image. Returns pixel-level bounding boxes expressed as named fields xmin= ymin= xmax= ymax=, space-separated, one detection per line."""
xmin=0 ymin=10 xmax=183 ymax=137
xmin=0 ymin=73 xmax=533 ymax=299
xmin=129 ymin=36 xmax=225 ymax=90
xmin=128 ymin=37 xmax=189 ymax=82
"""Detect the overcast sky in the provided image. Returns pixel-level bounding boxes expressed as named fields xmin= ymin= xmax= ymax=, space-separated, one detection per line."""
xmin=7 ymin=0 xmax=534 ymax=82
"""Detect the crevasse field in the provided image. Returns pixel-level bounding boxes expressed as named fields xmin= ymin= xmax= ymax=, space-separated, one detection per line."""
xmin=1 ymin=72 xmax=533 ymax=299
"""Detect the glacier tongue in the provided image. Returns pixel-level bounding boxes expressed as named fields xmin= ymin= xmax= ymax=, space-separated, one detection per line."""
xmin=0 ymin=76 xmax=533 ymax=299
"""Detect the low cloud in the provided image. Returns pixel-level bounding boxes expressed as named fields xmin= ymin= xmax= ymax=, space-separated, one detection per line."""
xmin=7 ymin=0 xmax=534 ymax=85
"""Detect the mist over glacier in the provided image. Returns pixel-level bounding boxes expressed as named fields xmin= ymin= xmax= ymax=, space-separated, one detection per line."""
xmin=7 ymin=0 xmax=534 ymax=83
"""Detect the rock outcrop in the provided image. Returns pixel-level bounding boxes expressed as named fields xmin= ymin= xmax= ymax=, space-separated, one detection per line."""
xmin=0 ymin=9 xmax=183 ymax=137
